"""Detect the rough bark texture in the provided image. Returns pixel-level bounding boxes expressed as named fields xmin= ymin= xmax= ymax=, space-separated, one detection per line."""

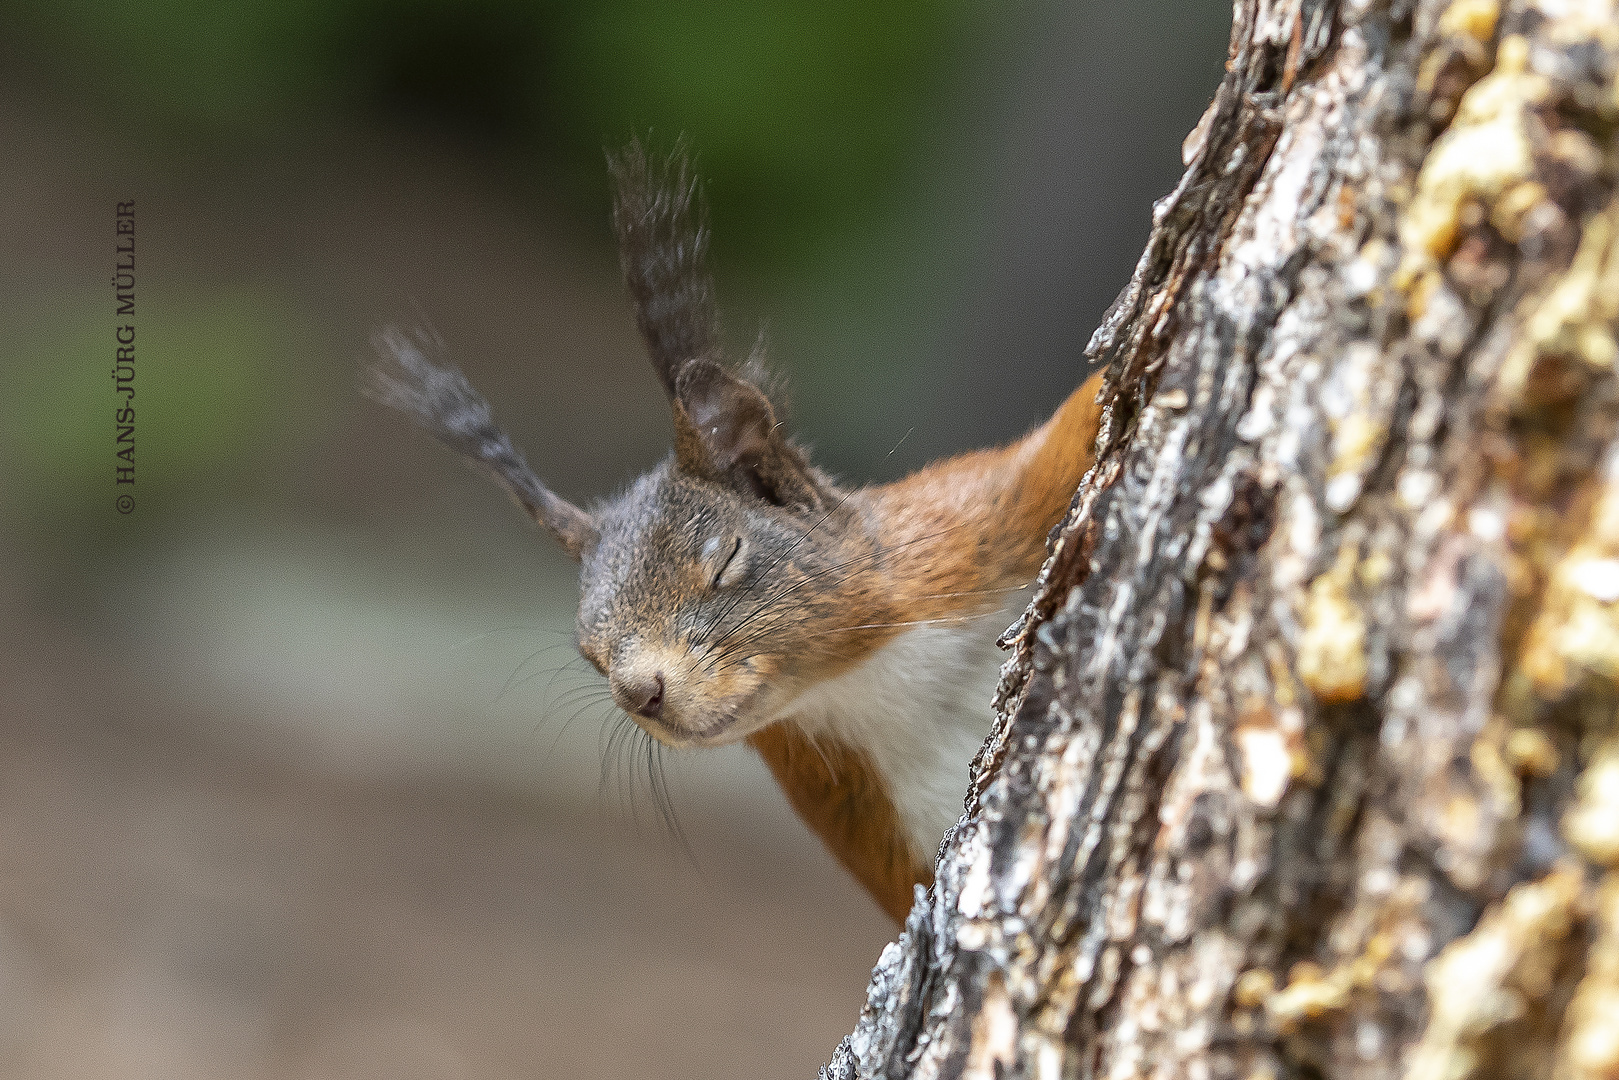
xmin=824 ymin=1 xmax=1619 ymax=1078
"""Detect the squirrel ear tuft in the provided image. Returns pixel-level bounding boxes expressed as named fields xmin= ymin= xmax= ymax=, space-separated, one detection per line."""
xmin=367 ymin=327 xmax=599 ymax=561
xmin=607 ymin=137 xmax=720 ymax=397
xmin=672 ymin=359 xmax=821 ymax=509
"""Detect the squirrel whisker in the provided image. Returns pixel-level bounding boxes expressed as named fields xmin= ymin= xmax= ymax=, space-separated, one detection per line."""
xmin=646 ymin=738 xmax=694 ymax=862
xmin=545 ymin=680 xmax=614 ymax=716
xmin=900 ymin=583 xmax=1031 ymax=602
xmin=538 ymin=694 xmax=618 ymax=771
xmin=446 ymin=624 xmax=574 ymax=653
xmin=713 ymin=559 xmax=1025 ymax=665
xmin=698 ymin=522 xmax=975 ymax=672
xmin=805 ymin=616 xmax=983 ymax=638
xmin=692 ymin=483 xmax=859 ymax=648
xmin=700 ymin=519 xmax=970 ymax=658
xmin=707 ymin=591 xmax=999 ymax=675
xmin=539 ymin=653 xmax=596 ymax=705
xmin=496 ymin=640 xmax=581 ymax=705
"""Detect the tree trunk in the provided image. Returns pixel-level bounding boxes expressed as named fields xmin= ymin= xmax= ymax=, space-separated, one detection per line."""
xmin=823 ymin=2 xmax=1619 ymax=1078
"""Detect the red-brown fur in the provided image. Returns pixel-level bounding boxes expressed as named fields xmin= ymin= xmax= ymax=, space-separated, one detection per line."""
xmin=747 ymin=724 xmax=924 ymax=921
xmin=749 ymin=370 xmax=1106 ymax=919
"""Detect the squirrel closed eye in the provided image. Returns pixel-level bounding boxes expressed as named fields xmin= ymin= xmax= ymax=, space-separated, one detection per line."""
xmin=368 ymin=137 xmax=1105 ymax=922
xmin=704 ymin=536 xmax=746 ymax=589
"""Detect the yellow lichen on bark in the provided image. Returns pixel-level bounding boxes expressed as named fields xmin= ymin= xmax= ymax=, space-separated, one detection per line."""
xmin=1296 ymin=543 xmax=1368 ymax=704
xmin=1437 ymin=0 xmax=1500 ymax=45
xmin=1557 ymin=876 xmax=1619 ymax=1080
xmin=1405 ymin=866 xmax=1585 ymax=1080
xmin=1564 ymin=739 xmax=1619 ymax=867
xmin=1398 ymin=33 xmax=1548 ymax=276
xmin=1518 ymin=470 xmax=1619 ymax=700
xmin=1501 ymin=202 xmax=1619 ymax=404
xmin=1391 ymin=5 xmax=1619 ymax=1078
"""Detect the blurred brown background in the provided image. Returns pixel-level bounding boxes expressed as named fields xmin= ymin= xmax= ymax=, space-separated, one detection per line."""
xmin=0 ymin=2 xmax=1228 ymax=1077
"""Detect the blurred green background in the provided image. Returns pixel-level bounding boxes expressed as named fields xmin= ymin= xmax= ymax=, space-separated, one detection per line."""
xmin=0 ymin=2 xmax=1229 ymax=1076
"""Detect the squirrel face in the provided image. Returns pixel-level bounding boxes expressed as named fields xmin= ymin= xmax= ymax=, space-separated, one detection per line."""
xmin=577 ymin=460 xmax=879 ymax=748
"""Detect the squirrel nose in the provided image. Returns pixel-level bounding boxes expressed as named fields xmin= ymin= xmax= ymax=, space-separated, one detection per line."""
xmin=617 ymin=672 xmax=665 ymax=721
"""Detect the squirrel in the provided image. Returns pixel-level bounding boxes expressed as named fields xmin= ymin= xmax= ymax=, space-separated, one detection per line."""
xmin=369 ymin=139 xmax=1104 ymax=922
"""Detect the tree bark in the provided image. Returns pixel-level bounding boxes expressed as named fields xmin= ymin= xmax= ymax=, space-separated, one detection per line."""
xmin=823 ymin=2 xmax=1619 ymax=1078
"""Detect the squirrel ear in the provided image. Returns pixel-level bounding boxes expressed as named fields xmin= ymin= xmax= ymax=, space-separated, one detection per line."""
xmin=672 ymin=359 xmax=821 ymax=509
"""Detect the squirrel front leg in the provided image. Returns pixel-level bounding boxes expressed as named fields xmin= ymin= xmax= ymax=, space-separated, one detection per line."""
xmin=748 ymin=724 xmax=927 ymax=921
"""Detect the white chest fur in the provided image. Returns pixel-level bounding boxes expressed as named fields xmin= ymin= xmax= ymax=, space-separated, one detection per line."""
xmin=777 ymin=600 xmax=1019 ymax=864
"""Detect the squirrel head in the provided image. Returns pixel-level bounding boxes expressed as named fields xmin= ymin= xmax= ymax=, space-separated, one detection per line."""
xmin=578 ymin=454 xmax=861 ymax=748
xmin=371 ymin=139 xmax=892 ymax=748
xmin=573 ymin=346 xmax=874 ymax=747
